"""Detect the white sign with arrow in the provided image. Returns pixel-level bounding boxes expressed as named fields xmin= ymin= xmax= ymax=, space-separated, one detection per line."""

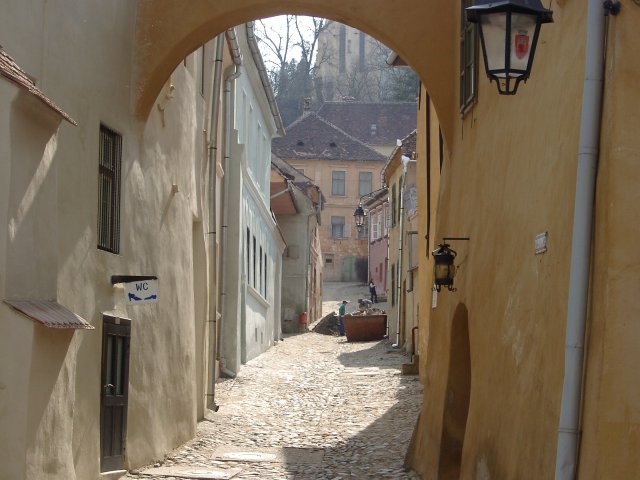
xmin=124 ymin=279 xmax=159 ymax=305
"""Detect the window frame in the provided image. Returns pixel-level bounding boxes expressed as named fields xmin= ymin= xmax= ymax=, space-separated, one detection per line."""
xmin=460 ymin=0 xmax=479 ymax=114
xmin=331 ymin=170 xmax=346 ymax=196
xmin=331 ymin=216 xmax=346 ymax=238
xmin=97 ymin=125 xmax=123 ymax=254
xmin=358 ymin=171 xmax=373 ymax=197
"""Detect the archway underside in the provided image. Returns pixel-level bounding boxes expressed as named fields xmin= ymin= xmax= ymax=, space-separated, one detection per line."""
xmin=134 ymin=0 xmax=457 ymax=138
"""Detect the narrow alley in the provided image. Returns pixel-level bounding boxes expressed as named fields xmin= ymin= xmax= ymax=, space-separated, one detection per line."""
xmin=128 ymin=291 xmax=422 ymax=479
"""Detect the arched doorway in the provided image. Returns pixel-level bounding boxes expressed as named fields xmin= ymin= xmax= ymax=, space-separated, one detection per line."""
xmin=132 ymin=0 xmax=457 ymax=140
xmin=438 ymin=303 xmax=471 ymax=480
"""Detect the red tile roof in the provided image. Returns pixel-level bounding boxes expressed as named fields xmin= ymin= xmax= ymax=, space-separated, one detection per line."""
xmin=271 ymin=113 xmax=386 ymax=162
xmin=316 ymin=102 xmax=416 ymax=147
xmin=400 ymin=130 xmax=417 ymax=157
xmin=0 ymin=47 xmax=76 ymax=125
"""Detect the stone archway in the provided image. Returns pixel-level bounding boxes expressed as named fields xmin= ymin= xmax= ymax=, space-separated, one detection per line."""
xmin=133 ymin=0 xmax=457 ymax=139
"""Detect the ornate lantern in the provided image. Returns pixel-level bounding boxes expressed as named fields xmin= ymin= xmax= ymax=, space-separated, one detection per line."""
xmin=353 ymin=204 xmax=366 ymax=230
xmin=467 ymin=0 xmax=553 ymax=95
xmin=432 ymin=243 xmax=458 ymax=292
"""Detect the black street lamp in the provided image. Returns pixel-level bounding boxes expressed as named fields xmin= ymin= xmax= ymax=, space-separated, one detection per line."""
xmin=353 ymin=204 xmax=366 ymax=230
xmin=467 ymin=0 xmax=553 ymax=95
xmin=432 ymin=243 xmax=458 ymax=292
xmin=432 ymin=237 xmax=470 ymax=292
xmin=353 ymin=187 xmax=388 ymax=232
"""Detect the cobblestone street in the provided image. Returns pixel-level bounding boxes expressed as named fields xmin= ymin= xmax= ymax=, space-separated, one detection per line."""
xmin=129 ymin=330 xmax=423 ymax=479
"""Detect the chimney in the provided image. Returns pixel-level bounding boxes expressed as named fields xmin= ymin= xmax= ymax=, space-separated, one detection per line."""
xmin=303 ymin=97 xmax=312 ymax=116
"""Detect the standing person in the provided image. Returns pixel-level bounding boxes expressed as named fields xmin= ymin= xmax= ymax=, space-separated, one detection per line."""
xmin=369 ymin=280 xmax=377 ymax=303
xmin=338 ymin=300 xmax=348 ymax=337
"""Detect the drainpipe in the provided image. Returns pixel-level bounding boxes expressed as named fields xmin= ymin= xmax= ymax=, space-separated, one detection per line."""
xmin=393 ymin=159 xmax=410 ymax=347
xmin=218 ymin=29 xmax=242 ymax=379
xmin=206 ymin=34 xmax=225 ymax=411
xmin=555 ymin=1 xmax=606 ymax=478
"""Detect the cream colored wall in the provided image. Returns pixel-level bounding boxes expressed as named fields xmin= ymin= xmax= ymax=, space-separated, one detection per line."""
xmin=0 ymin=2 xmax=219 ymax=476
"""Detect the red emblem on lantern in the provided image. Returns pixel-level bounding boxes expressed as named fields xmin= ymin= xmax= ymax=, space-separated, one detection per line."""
xmin=515 ymin=33 xmax=530 ymax=60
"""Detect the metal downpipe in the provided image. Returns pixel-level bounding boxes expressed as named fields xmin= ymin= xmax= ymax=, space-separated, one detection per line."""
xmin=218 ymin=31 xmax=242 ymax=377
xmin=205 ymin=34 xmax=225 ymax=411
xmin=555 ymin=1 xmax=606 ymax=478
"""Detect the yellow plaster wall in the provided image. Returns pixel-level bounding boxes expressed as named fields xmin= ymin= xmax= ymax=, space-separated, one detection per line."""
xmin=410 ymin=2 xmax=593 ymax=478
xmin=579 ymin=5 xmax=640 ymax=478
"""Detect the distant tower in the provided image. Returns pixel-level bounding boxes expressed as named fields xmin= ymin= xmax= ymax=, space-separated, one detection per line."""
xmin=314 ymin=21 xmax=390 ymax=102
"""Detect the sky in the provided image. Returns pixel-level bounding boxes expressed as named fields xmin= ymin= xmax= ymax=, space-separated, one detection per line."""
xmin=253 ymin=15 xmax=324 ymax=70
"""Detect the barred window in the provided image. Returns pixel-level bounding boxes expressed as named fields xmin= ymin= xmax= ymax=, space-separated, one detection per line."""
xmin=98 ymin=125 xmax=122 ymax=253
xmin=460 ymin=0 xmax=479 ymax=112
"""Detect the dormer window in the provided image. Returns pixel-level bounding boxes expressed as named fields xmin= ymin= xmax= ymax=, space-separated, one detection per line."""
xmin=297 ymin=140 xmax=304 ymax=146
xmin=329 ymin=142 xmax=337 ymax=147
xmin=370 ymin=124 xmax=377 ymax=136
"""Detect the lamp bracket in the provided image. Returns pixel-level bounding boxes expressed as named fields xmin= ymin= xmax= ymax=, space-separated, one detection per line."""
xmin=603 ymin=0 xmax=621 ymax=15
xmin=442 ymin=237 xmax=470 ymax=242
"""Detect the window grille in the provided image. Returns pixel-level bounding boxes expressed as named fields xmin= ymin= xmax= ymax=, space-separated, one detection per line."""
xmin=98 ymin=125 xmax=122 ymax=253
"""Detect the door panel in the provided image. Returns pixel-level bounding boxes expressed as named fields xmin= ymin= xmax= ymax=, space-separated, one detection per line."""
xmin=100 ymin=316 xmax=131 ymax=472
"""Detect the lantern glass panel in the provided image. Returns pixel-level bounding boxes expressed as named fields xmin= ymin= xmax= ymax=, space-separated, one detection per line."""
xmin=480 ymin=12 xmax=508 ymax=75
xmin=481 ymin=12 xmax=538 ymax=78
xmin=509 ymin=13 xmax=538 ymax=72
xmin=434 ymin=263 xmax=455 ymax=283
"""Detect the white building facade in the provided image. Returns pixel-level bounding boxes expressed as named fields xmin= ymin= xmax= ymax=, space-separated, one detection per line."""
xmin=219 ymin=24 xmax=286 ymax=375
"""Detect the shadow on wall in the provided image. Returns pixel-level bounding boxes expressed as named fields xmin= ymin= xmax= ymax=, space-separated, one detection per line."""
xmin=438 ymin=303 xmax=471 ymax=480
xmin=339 ymin=256 xmax=368 ymax=283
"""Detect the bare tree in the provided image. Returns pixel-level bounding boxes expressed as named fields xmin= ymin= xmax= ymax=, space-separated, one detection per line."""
xmin=293 ymin=16 xmax=329 ymax=77
xmin=255 ymin=16 xmax=330 ymax=125
xmin=254 ymin=16 xmax=295 ymax=97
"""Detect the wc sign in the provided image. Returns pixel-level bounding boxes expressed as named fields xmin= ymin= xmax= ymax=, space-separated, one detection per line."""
xmin=124 ymin=279 xmax=159 ymax=305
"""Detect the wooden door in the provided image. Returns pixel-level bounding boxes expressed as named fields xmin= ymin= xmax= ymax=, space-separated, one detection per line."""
xmin=100 ymin=316 xmax=131 ymax=472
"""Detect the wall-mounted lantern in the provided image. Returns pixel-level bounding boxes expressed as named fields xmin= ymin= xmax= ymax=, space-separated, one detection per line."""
xmin=353 ymin=187 xmax=388 ymax=232
xmin=432 ymin=237 xmax=470 ymax=292
xmin=432 ymin=243 xmax=458 ymax=292
xmin=353 ymin=204 xmax=366 ymax=231
xmin=466 ymin=0 xmax=553 ymax=95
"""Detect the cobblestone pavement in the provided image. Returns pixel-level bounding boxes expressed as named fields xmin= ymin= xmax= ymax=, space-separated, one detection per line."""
xmin=129 ymin=332 xmax=423 ymax=479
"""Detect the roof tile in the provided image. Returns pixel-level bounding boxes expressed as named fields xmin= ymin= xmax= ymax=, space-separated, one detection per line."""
xmin=0 ymin=47 xmax=76 ymax=125
xmin=271 ymin=113 xmax=386 ymax=162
